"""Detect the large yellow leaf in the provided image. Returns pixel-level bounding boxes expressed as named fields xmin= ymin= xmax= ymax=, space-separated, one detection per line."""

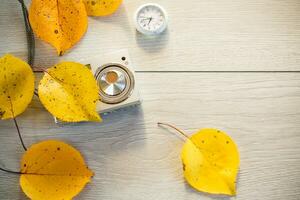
xmin=29 ymin=0 xmax=88 ymax=55
xmin=0 ymin=54 xmax=34 ymax=119
xmin=38 ymin=62 xmax=101 ymax=122
xmin=181 ymin=128 xmax=240 ymax=195
xmin=83 ymin=0 xmax=123 ymax=16
xmin=20 ymin=140 xmax=93 ymax=200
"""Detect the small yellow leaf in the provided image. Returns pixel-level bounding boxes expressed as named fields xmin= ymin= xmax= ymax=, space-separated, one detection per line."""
xmin=0 ymin=54 xmax=34 ymax=119
xmin=20 ymin=140 xmax=93 ymax=200
xmin=29 ymin=0 xmax=88 ymax=55
xmin=83 ymin=0 xmax=122 ymax=16
xmin=181 ymin=129 xmax=240 ymax=195
xmin=38 ymin=61 xmax=101 ymax=122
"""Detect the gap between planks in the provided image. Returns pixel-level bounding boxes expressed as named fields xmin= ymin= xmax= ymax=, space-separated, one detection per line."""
xmin=33 ymin=70 xmax=300 ymax=74
xmin=134 ymin=71 xmax=300 ymax=73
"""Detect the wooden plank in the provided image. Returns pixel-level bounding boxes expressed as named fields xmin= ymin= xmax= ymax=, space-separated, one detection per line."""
xmin=0 ymin=73 xmax=299 ymax=199
xmin=1 ymin=0 xmax=300 ymax=71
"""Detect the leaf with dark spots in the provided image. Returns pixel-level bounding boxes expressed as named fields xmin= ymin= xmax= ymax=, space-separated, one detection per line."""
xmin=159 ymin=123 xmax=240 ymax=196
xmin=0 ymin=54 xmax=34 ymax=119
xmin=83 ymin=0 xmax=122 ymax=16
xmin=38 ymin=61 xmax=101 ymax=122
xmin=29 ymin=0 xmax=88 ymax=55
xmin=181 ymin=128 xmax=240 ymax=195
xmin=20 ymin=140 xmax=93 ymax=200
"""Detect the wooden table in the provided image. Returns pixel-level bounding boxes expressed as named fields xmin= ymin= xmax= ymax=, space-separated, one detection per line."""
xmin=1 ymin=0 xmax=300 ymax=199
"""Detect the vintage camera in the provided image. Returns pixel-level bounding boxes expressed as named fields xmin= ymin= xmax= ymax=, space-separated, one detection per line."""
xmin=55 ymin=50 xmax=141 ymax=124
xmin=87 ymin=49 xmax=141 ymax=114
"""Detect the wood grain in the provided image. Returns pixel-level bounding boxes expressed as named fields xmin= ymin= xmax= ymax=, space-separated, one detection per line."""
xmin=1 ymin=0 xmax=300 ymax=199
xmin=1 ymin=0 xmax=300 ymax=71
xmin=0 ymin=73 xmax=300 ymax=200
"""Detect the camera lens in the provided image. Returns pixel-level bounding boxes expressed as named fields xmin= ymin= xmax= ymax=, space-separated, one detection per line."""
xmin=95 ymin=63 xmax=135 ymax=104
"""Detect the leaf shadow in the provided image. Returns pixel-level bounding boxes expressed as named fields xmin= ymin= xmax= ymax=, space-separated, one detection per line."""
xmin=66 ymin=105 xmax=147 ymax=199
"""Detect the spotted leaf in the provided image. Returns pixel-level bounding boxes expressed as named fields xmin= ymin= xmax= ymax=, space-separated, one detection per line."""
xmin=83 ymin=0 xmax=122 ymax=16
xmin=38 ymin=62 xmax=101 ymax=122
xmin=20 ymin=140 xmax=93 ymax=200
xmin=0 ymin=54 xmax=34 ymax=119
xmin=181 ymin=128 xmax=240 ymax=195
xmin=29 ymin=0 xmax=88 ymax=55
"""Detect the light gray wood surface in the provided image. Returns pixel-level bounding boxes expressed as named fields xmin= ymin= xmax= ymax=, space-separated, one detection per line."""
xmin=1 ymin=0 xmax=300 ymax=200
xmin=1 ymin=0 xmax=300 ymax=71
xmin=1 ymin=73 xmax=300 ymax=200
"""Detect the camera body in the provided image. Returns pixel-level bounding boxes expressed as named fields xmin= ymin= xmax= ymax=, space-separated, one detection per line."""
xmin=86 ymin=49 xmax=141 ymax=114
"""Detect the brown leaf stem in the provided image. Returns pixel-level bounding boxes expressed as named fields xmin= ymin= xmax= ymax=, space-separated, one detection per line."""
xmin=13 ymin=117 xmax=27 ymax=151
xmin=157 ymin=122 xmax=190 ymax=139
xmin=17 ymin=0 xmax=35 ymax=66
xmin=157 ymin=122 xmax=217 ymax=156
xmin=32 ymin=67 xmax=45 ymax=73
xmin=0 ymin=167 xmax=22 ymax=175
xmin=34 ymin=89 xmax=39 ymax=97
xmin=8 ymin=96 xmax=27 ymax=151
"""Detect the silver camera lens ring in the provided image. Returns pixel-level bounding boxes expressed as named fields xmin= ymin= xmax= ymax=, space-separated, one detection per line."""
xmin=95 ymin=63 xmax=135 ymax=104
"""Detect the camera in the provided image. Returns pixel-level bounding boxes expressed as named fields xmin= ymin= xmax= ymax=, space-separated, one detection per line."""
xmin=55 ymin=49 xmax=141 ymax=124
xmin=87 ymin=49 xmax=141 ymax=114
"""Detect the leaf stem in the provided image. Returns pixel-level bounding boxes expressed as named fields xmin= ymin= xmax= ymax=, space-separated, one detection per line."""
xmin=17 ymin=0 xmax=35 ymax=66
xmin=32 ymin=67 xmax=46 ymax=73
xmin=8 ymin=95 xmax=27 ymax=151
xmin=13 ymin=117 xmax=27 ymax=151
xmin=157 ymin=122 xmax=190 ymax=139
xmin=0 ymin=166 xmax=47 ymax=175
xmin=0 ymin=166 xmax=22 ymax=175
xmin=158 ymin=122 xmax=228 ymax=167
xmin=34 ymin=89 xmax=39 ymax=97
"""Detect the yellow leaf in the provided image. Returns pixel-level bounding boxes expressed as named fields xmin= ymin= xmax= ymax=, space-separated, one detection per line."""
xmin=181 ymin=128 xmax=240 ymax=195
xmin=38 ymin=62 xmax=101 ymax=122
xmin=29 ymin=0 xmax=88 ymax=55
xmin=20 ymin=140 xmax=93 ymax=200
xmin=0 ymin=54 xmax=34 ymax=119
xmin=83 ymin=0 xmax=123 ymax=16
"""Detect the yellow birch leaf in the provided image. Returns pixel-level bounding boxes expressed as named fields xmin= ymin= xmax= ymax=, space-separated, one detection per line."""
xmin=20 ymin=140 xmax=93 ymax=200
xmin=29 ymin=0 xmax=88 ymax=55
xmin=0 ymin=54 xmax=34 ymax=119
xmin=83 ymin=0 xmax=123 ymax=16
xmin=158 ymin=123 xmax=240 ymax=196
xmin=181 ymin=128 xmax=240 ymax=195
xmin=38 ymin=62 xmax=101 ymax=122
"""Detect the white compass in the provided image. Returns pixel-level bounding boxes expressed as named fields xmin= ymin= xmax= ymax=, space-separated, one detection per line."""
xmin=134 ymin=3 xmax=168 ymax=36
